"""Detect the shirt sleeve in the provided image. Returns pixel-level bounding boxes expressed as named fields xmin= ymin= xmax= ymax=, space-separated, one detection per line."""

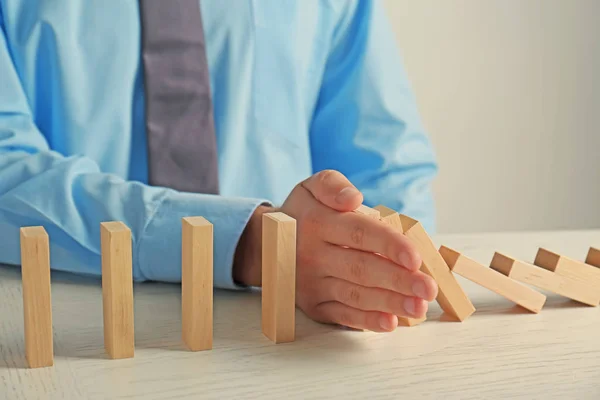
xmin=309 ymin=0 xmax=439 ymax=232
xmin=0 ymin=24 xmax=269 ymax=289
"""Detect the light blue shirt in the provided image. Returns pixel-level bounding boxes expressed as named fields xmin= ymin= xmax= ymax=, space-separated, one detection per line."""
xmin=0 ymin=0 xmax=438 ymax=289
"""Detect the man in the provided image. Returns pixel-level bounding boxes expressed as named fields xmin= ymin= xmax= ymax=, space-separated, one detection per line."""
xmin=0 ymin=0 xmax=438 ymax=332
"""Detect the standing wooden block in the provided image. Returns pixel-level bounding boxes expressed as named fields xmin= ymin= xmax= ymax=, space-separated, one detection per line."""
xmin=20 ymin=226 xmax=53 ymax=368
xmin=399 ymin=214 xmax=475 ymax=322
xmin=262 ymin=212 xmax=296 ymax=343
xmin=101 ymin=221 xmax=134 ymax=359
xmin=585 ymin=247 xmax=600 ymax=268
xmin=440 ymin=246 xmax=546 ymax=313
xmin=490 ymin=252 xmax=600 ymax=306
xmin=181 ymin=217 xmax=213 ymax=351
xmin=534 ymin=248 xmax=600 ymax=287
xmin=375 ymin=205 xmax=426 ymax=327
xmin=354 ymin=204 xmax=380 ymax=219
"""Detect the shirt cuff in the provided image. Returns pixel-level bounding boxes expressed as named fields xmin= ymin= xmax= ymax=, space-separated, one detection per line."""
xmin=136 ymin=189 xmax=272 ymax=290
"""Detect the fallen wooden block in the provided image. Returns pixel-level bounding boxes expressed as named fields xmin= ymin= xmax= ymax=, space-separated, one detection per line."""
xmin=375 ymin=205 xmax=426 ymax=326
xmin=20 ymin=226 xmax=54 ymax=368
xmin=534 ymin=248 xmax=600 ymax=288
xmin=490 ymin=252 xmax=599 ymax=306
xmin=397 ymin=315 xmax=427 ymax=327
xmin=399 ymin=214 xmax=475 ymax=322
xmin=440 ymin=246 xmax=546 ymax=313
xmin=354 ymin=204 xmax=380 ymax=219
xmin=182 ymin=217 xmax=213 ymax=351
xmin=585 ymin=247 xmax=600 ymax=269
xmin=262 ymin=212 xmax=296 ymax=343
xmin=101 ymin=221 xmax=135 ymax=359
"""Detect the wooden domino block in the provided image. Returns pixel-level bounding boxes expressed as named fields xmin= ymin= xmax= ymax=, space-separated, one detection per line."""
xmin=440 ymin=246 xmax=546 ymax=313
xmin=490 ymin=252 xmax=600 ymax=306
xmin=262 ymin=212 xmax=296 ymax=343
xmin=354 ymin=204 xmax=380 ymax=219
xmin=397 ymin=315 xmax=427 ymax=327
xmin=534 ymin=248 xmax=600 ymax=287
xmin=373 ymin=205 xmax=403 ymax=230
xmin=20 ymin=226 xmax=54 ymax=368
xmin=375 ymin=205 xmax=426 ymax=327
xmin=182 ymin=217 xmax=213 ymax=351
xmin=399 ymin=215 xmax=475 ymax=321
xmin=585 ymin=247 xmax=600 ymax=269
xmin=101 ymin=221 xmax=135 ymax=359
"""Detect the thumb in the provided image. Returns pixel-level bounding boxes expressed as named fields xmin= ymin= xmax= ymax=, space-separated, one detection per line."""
xmin=300 ymin=169 xmax=363 ymax=211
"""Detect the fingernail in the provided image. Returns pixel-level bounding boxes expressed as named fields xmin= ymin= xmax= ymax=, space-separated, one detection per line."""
xmin=336 ymin=187 xmax=360 ymax=204
xmin=412 ymin=281 xmax=427 ymax=299
xmin=380 ymin=315 xmax=393 ymax=331
xmin=404 ymin=297 xmax=416 ymax=316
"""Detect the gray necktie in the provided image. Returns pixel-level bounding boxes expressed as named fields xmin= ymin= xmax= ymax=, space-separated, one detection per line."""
xmin=139 ymin=0 xmax=219 ymax=194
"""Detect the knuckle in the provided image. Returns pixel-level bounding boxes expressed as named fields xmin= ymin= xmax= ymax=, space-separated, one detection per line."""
xmin=348 ymin=255 xmax=367 ymax=281
xmin=343 ymin=286 xmax=362 ymax=305
xmin=297 ymin=249 xmax=314 ymax=267
xmin=350 ymin=224 xmax=365 ymax=246
xmin=316 ymin=169 xmax=340 ymax=187
xmin=302 ymin=207 xmax=323 ymax=235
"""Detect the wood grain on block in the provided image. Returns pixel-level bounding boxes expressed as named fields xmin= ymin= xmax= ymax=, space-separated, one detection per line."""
xmin=534 ymin=248 xmax=600 ymax=287
xmin=354 ymin=204 xmax=380 ymax=219
xmin=101 ymin=221 xmax=135 ymax=359
xmin=440 ymin=246 xmax=546 ymax=313
xmin=262 ymin=212 xmax=296 ymax=343
xmin=490 ymin=252 xmax=600 ymax=306
xmin=399 ymin=214 xmax=475 ymax=322
xmin=375 ymin=205 xmax=426 ymax=326
xmin=585 ymin=247 xmax=600 ymax=268
xmin=182 ymin=217 xmax=213 ymax=351
xmin=20 ymin=226 xmax=54 ymax=368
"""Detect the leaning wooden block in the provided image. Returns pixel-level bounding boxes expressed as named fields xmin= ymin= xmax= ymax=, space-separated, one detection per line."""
xmin=375 ymin=205 xmax=426 ymax=326
xmin=182 ymin=217 xmax=213 ymax=351
xmin=262 ymin=212 xmax=296 ymax=343
xmin=373 ymin=205 xmax=403 ymax=230
xmin=101 ymin=221 xmax=135 ymax=359
xmin=20 ymin=226 xmax=54 ymax=368
xmin=585 ymin=247 xmax=600 ymax=269
xmin=440 ymin=246 xmax=546 ymax=313
xmin=399 ymin=214 xmax=475 ymax=322
xmin=534 ymin=248 xmax=600 ymax=288
xmin=354 ymin=204 xmax=380 ymax=219
xmin=490 ymin=252 xmax=599 ymax=306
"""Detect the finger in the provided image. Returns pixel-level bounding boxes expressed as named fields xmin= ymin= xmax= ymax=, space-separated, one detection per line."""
xmin=320 ymin=244 xmax=438 ymax=301
xmin=320 ymin=211 xmax=422 ymax=271
xmin=313 ymin=301 xmax=398 ymax=332
xmin=321 ymin=277 xmax=428 ymax=318
xmin=301 ymin=169 xmax=363 ymax=211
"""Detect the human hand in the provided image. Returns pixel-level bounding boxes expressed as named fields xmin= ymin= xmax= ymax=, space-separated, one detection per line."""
xmin=233 ymin=170 xmax=438 ymax=332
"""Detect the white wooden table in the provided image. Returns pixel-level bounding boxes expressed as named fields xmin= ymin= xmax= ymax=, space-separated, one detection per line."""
xmin=2 ymin=229 xmax=600 ymax=399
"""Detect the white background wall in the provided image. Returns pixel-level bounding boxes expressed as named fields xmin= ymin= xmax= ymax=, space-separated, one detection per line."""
xmin=384 ymin=0 xmax=600 ymax=234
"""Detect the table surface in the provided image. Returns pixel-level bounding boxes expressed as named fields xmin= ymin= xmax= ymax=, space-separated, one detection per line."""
xmin=1 ymin=229 xmax=600 ymax=399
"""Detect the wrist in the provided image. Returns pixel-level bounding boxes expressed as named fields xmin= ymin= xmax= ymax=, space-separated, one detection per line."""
xmin=233 ymin=204 xmax=276 ymax=286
